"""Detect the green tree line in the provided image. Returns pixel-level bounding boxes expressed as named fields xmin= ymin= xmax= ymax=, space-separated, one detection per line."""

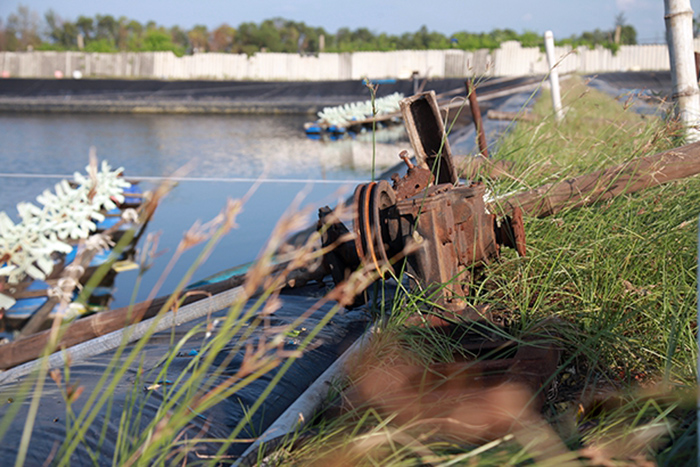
xmin=0 ymin=4 xmax=639 ymax=56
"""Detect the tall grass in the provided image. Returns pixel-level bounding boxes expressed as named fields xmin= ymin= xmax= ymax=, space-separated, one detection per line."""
xmin=275 ymin=77 xmax=698 ymax=466
xmin=1 ymin=76 xmax=695 ymax=466
xmin=0 ymin=183 xmax=380 ymax=465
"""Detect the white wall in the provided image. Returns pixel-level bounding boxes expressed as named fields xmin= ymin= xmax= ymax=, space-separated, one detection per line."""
xmin=2 ymin=40 xmax=699 ymax=80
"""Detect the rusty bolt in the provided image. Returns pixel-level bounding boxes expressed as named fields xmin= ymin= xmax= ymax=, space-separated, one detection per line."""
xmin=399 ymin=150 xmax=414 ymax=169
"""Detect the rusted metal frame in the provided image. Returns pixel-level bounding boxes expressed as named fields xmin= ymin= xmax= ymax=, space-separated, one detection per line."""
xmin=392 ymin=150 xmax=434 ymax=201
xmin=394 ymin=185 xmax=489 ymax=310
xmin=316 ymin=90 xmax=526 ymax=313
xmin=396 ymin=92 xmax=466 ymax=306
xmin=353 ymin=181 xmax=388 ymax=275
xmin=400 ymin=91 xmax=458 ymax=185
xmin=371 ymin=181 xmax=395 ymax=269
xmin=391 ymin=92 xmax=525 ymax=311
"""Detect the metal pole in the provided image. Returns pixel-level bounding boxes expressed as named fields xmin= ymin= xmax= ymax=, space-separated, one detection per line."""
xmin=664 ymin=0 xmax=700 ymax=143
xmin=544 ymin=31 xmax=564 ymax=123
xmin=466 ymin=79 xmax=488 ymax=157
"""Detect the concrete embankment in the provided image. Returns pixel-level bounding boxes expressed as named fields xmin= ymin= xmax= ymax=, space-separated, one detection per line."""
xmin=0 ymin=76 xmax=541 ymax=114
xmin=0 ymin=72 xmax=671 ymax=115
xmin=0 ymin=77 xmax=459 ymax=114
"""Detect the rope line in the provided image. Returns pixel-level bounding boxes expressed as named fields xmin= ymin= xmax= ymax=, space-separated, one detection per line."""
xmin=0 ymin=173 xmax=365 ymax=185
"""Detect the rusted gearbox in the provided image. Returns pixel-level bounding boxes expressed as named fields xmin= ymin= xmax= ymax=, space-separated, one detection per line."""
xmin=318 ymin=91 xmax=526 ymax=311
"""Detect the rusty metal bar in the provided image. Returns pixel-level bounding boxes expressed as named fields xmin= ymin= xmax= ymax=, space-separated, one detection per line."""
xmin=494 ymin=140 xmax=700 ymax=218
xmin=466 ymin=79 xmax=488 ymax=157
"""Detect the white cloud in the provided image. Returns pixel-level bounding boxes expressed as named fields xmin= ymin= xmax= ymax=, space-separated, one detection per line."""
xmin=522 ymin=12 xmax=533 ymax=22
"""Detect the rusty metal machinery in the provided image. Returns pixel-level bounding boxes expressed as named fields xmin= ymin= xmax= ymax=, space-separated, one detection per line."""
xmin=317 ymin=90 xmax=563 ymax=431
xmin=318 ymin=91 xmax=526 ymax=313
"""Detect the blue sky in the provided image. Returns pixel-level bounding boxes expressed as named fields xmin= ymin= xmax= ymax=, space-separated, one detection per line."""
xmin=2 ymin=0 xmax=698 ymax=44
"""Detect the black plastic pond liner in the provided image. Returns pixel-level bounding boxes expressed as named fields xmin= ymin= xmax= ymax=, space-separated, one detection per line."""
xmin=0 ymin=284 xmax=370 ymax=465
xmin=0 ymin=77 xmax=539 ymax=102
xmin=449 ymin=90 xmax=540 ymax=156
xmin=586 ymin=72 xmax=670 ymax=118
xmin=0 ymin=76 xmax=543 ymax=115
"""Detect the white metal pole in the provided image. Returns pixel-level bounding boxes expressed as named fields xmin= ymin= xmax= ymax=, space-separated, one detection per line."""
xmin=544 ymin=30 xmax=564 ymax=123
xmin=665 ymin=0 xmax=700 ymax=143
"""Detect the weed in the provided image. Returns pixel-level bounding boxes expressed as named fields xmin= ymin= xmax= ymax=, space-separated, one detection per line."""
xmin=283 ymin=77 xmax=697 ymax=466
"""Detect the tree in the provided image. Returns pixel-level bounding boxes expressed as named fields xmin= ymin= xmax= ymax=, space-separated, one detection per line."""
xmin=257 ymin=19 xmax=283 ymax=51
xmin=614 ymin=13 xmax=637 ymax=45
xmin=115 ymin=16 xmax=130 ymax=50
xmin=84 ymin=38 xmax=115 ymax=52
xmin=6 ymin=5 xmax=41 ymax=50
xmin=519 ymin=30 xmax=541 ymax=48
xmin=170 ymin=25 xmax=189 ymax=52
xmin=615 ymin=12 xmax=627 ymax=28
xmin=142 ymin=28 xmax=183 ymax=55
xmin=125 ymin=20 xmax=143 ymax=50
xmin=620 ymin=25 xmax=637 ymax=44
xmin=188 ymin=24 xmax=209 ymax=52
xmin=0 ymin=18 xmax=8 ymax=51
xmin=332 ymin=27 xmax=352 ymax=51
xmin=0 ymin=11 xmax=646 ymax=55
xmin=75 ymin=15 xmax=93 ymax=41
xmin=44 ymin=9 xmax=61 ymax=43
xmin=95 ymin=14 xmax=118 ymax=44
xmin=44 ymin=10 xmax=78 ymax=49
xmin=210 ymin=23 xmax=235 ymax=52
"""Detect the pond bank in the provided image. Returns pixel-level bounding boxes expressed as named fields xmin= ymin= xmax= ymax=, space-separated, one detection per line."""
xmin=0 ymin=76 xmax=543 ymax=114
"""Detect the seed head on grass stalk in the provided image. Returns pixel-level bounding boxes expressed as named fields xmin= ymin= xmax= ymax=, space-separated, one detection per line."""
xmin=8 ymin=160 xmax=171 ymax=466
xmin=363 ymin=78 xmax=379 ymax=182
xmin=66 ymin=187 xmax=372 ymax=464
xmin=280 ymin=75 xmax=697 ymax=466
xmin=42 ymin=184 xmax=252 ymax=464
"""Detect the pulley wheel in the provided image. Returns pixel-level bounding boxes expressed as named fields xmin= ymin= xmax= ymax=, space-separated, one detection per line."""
xmin=370 ymin=180 xmax=398 ymax=270
xmin=353 ymin=181 xmax=399 ymax=277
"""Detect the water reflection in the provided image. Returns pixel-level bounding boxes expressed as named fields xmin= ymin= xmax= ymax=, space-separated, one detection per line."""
xmin=0 ymin=113 xmax=408 ymax=210
xmin=0 ymin=113 xmax=408 ymax=308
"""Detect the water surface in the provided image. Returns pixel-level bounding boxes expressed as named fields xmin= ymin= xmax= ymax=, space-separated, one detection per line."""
xmin=0 ymin=113 xmax=408 ymax=308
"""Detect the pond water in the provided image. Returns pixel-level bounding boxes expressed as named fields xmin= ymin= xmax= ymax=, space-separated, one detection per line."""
xmin=0 ymin=113 xmax=409 ymax=308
